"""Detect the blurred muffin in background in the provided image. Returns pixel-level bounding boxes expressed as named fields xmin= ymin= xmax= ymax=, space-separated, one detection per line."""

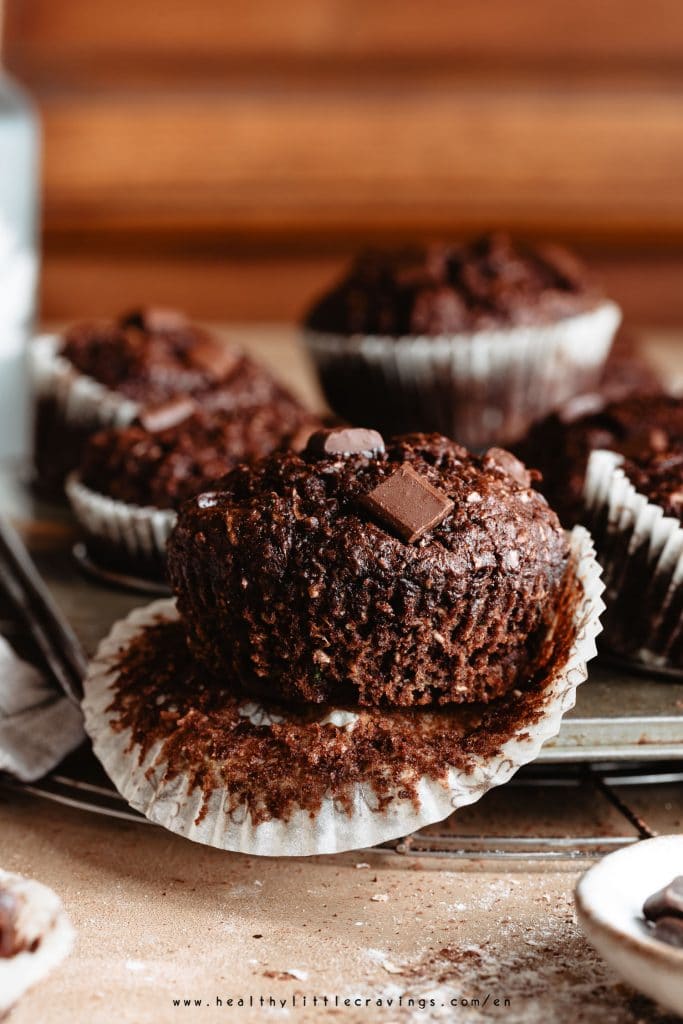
xmin=583 ymin=446 xmax=683 ymax=672
xmin=31 ymin=307 xmax=304 ymax=497
xmin=516 ymin=392 xmax=683 ymax=526
xmin=67 ymin=398 xmax=319 ymax=578
xmin=303 ymin=233 xmax=621 ymax=449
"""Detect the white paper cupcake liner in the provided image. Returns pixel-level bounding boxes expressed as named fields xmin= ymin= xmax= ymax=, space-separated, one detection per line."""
xmin=66 ymin=472 xmax=177 ymax=568
xmin=583 ymin=449 xmax=683 ymax=673
xmin=82 ymin=526 xmax=604 ymax=857
xmin=30 ymin=334 xmax=140 ymax=428
xmin=305 ymin=301 xmax=621 ymax=448
xmin=0 ymin=869 xmax=74 ymax=1016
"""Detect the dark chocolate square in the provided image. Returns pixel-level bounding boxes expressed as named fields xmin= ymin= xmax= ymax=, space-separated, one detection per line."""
xmin=360 ymin=464 xmax=454 ymax=543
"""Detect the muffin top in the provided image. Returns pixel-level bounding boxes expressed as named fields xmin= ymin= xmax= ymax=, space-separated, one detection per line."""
xmin=60 ymin=307 xmax=292 ymax=409
xmin=623 ymin=448 xmax=683 ymax=522
xmin=516 ymin=393 xmax=683 ymax=526
xmin=79 ymin=399 xmax=317 ymax=509
xmin=304 ymin=233 xmax=602 ymax=336
xmin=168 ymin=430 xmax=568 ymax=707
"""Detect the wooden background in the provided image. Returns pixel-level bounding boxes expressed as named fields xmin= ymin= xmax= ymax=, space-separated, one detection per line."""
xmin=5 ymin=0 xmax=683 ymax=325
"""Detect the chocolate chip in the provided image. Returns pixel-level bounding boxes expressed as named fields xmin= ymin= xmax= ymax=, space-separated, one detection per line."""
xmin=120 ymin=307 xmax=189 ymax=333
xmin=652 ymin=916 xmax=683 ymax=949
xmin=360 ymin=464 xmax=454 ymax=543
xmin=306 ymin=427 xmax=385 ymax=458
xmin=483 ymin=448 xmax=533 ymax=488
xmin=188 ymin=338 xmax=240 ymax=379
xmin=137 ymin=396 xmax=198 ymax=433
xmin=644 ymin=876 xmax=683 ymax=922
xmin=0 ymin=890 xmax=20 ymax=959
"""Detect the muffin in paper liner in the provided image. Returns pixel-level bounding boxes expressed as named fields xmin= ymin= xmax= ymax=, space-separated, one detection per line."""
xmin=81 ymin=526 xmax=604 ymax=857
xmin=0 ymin=869 xmax=74 ymax=1016
xmin=66 ymin=472 xmax=176 ymax=577
xmin=583 ymin=449 xmax=683 ymax=674
xmin=304 ymin=301 xmax=621 ymax=450
xmin=31 ymin=333 xmax=141 ymax=429
xmin=31 ymin=334 xmax=141 ymax=497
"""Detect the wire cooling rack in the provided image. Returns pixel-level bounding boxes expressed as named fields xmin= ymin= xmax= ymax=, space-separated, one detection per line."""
xmin=3 ymin=752 xmax=676 ymax=863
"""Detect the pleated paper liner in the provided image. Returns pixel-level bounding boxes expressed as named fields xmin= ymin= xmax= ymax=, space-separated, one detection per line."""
xmin=31 ymin=334 xmax=141 ymax=429
xmin=82 ymin=526 xmax=604 ymax=857
xmin=583 ymin=449 xmax=683 ymax=676
xmin=30 ymin=334 xmax=141 ymax=497
xmin=304 ymin=301 xmax=621 ymax=450
xmin=66 ymin=472 xmax=176 ymax=580
xmin=0 ymin=869 xmax=74 ymax=1016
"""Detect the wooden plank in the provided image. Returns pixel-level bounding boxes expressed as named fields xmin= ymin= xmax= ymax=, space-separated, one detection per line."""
xmin=7 ymin=0 xmax=683 ymax=66
xmin=36 ymin=86 xmax=683 ymax=238
xmin=39 ymin=241 xmax=683 ymax=326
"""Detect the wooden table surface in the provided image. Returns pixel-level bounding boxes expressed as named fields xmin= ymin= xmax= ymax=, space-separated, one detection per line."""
xmin=1 ymin=326 xmax=682 ymax=1024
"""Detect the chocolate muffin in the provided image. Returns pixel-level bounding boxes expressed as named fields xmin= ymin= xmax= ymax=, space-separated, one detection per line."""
xmin=306 ymin=234 xmax=601 ymax=336
xmin=32 ymin=307 xmax=301 ymax=495
xmin=303 ymin=234 xmax=621 ymax=448
xmin=167 ymin=429 xmax=569 ymax=707
xmin=583 ymin=446 xmax=683 ymax=671
xmin=623 ymin=448 xmax=683 ymax=521
xmin=79 ymin=400 xmax=315 ymax=510
xmin=60 ymin=308 xmax=279 ymax=408
xmin=67 ymin=398 xmax=317 ymax=577
xmin=517 ymin=393 xmax=683 ymax=526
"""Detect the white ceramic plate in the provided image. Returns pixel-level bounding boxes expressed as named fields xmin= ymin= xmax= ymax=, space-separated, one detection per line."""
xmin=575 ymin=835 xmax=683 ymax=1017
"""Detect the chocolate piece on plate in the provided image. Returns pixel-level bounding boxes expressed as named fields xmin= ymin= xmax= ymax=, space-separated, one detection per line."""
xmin=652 ymin=916 xmax=683 ymax=949
xmin=644 ymin=875 xmax=683 ymax=922
xmin=137 ymin=396 xmax=198 ymax=434
xmin=360 ymin=463 xmax=454 ymax=543
xmin=306 ymin=427 xmax=385 ymax=458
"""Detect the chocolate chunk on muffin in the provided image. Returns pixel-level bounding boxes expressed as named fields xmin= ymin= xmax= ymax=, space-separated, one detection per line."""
xmin=303 ymin=233 xmax=620 ymax=448
xmin=32 ymin=307 xmax=302 ymax=495
xmin=167 ymin=430 xmax=568 ymax=707
xmin=517 ymin=393 xmax=683 ymax=525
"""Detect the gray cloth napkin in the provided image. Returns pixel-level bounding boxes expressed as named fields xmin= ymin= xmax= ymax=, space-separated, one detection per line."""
xmin=0 ymin=636 xmax=85 ymax=782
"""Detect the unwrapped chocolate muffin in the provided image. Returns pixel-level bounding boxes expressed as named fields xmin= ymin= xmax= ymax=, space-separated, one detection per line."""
xmin=516 ymin=393 xmax=683 ymax=526
xmin=583 ymin=446 xmax=683 ymax=672
xmin=168 ymin=428 xmax=569 ymax=706
xmin=67 ymin=398 xmax=318 ymax=577
xmin=303 ymin=233 xmax=621 ymax=448
xmin=31 ymin=307 xmax=303 ymax=496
